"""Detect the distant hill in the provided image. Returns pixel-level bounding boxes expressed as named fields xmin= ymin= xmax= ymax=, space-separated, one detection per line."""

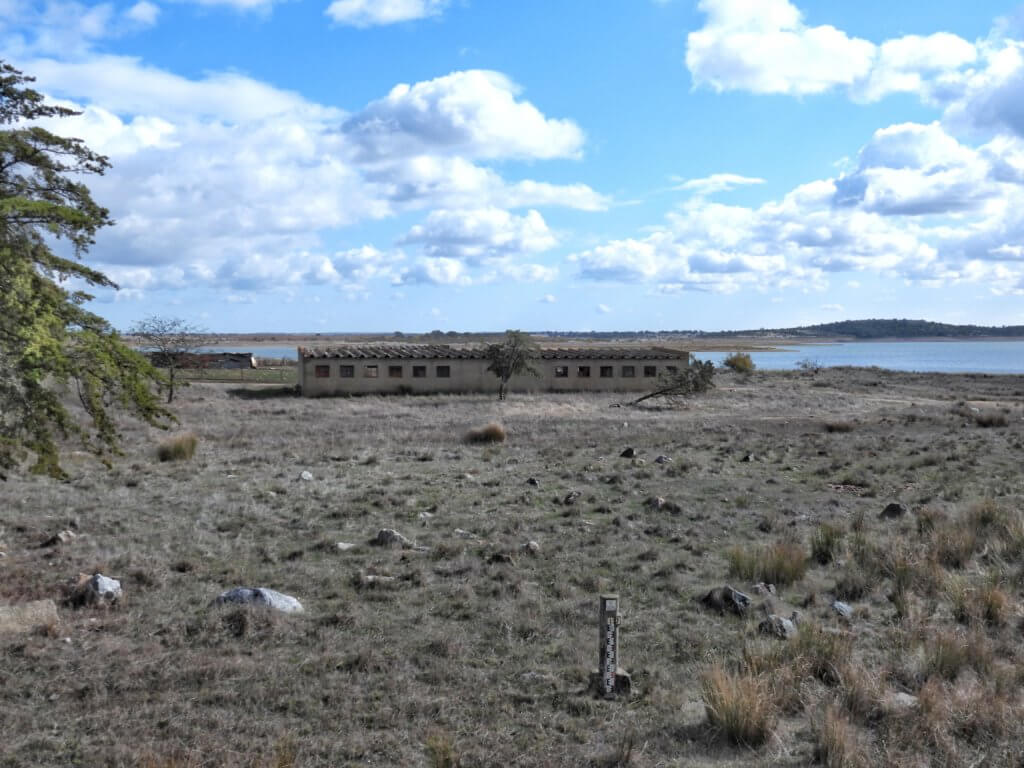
xmin=720 ymin=319 xmax=1024 ymax=339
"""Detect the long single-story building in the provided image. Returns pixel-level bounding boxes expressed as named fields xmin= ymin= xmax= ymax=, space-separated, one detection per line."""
xmin=297 ymin=343 xmax=691 ymax=396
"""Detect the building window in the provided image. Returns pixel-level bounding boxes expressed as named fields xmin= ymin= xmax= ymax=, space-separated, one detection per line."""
xmin=554 ymin=365 xmax=569 ymax=378
xmin=389 ymin=365 xmax=403 ymax=378
xmin=643 ymin=365 xmax=657 ymax=377
xmin=578 ymin=366 xmax=591 ymax=377
xmin=622 ymin=365 xmax=635 ymax=378
xmin=412 ymin=365 xmax=426 ymax=378
xmin=436 ymin=365 xmax=451 ymax=378
xmin=365 ymin=365 xmax=378 ymax=378
xmin=315 ymin=365 xmax=330 ymax=378
xmin=600 ymin=366 xmax=614 ymax=378
xmin=340 ymin=365 xmax=354 ymax=378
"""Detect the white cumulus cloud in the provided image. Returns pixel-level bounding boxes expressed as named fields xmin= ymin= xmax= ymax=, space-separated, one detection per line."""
xmin=326 ymin=0 xmax=448 ymax=27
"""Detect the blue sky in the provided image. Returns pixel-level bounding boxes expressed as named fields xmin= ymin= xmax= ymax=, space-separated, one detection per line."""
xmin=6 ymin=0 xmax=1024 ymax=332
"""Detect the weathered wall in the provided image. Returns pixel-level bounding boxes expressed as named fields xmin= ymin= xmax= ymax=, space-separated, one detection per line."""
xmin=299 ymin=355 xmax=690 ymax=396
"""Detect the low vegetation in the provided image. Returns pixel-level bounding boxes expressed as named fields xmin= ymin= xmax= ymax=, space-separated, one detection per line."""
xmin=156 ymin=432 xmax=198 ymax=461
xmin=722 ymin=351 xmax=755 ymax=374
xmin=1 ymin=366 xmax=1022 ymax=765
xmin=463 ymin=422 xmax=507 ymax=444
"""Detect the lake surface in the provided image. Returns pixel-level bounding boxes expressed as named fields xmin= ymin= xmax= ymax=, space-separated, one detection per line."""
xmin=206 ymin=340 xmax=1024 ymax=374
xmin=702 ymin=340 xmax=1024 ymax=374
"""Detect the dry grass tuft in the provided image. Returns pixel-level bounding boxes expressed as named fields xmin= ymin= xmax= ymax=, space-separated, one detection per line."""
xmin=814 ymin=704 xmax=869 ymax=768
xmin=811 ymin=523 xmax=844 ymax=565
xmin=727 ymin=540 xmax=808 ymax=586
xmin=156 ymin=432 xmax=198 ymax=462
xmin=824 ymin=420 xmax=854 ymax=433
xmin=425 ymin=730 xmax=460 ymax=768
xmin=701 ymin=663 xmax=776 ymax=747
xmin=463 ymin=422 xmax=507 ymax=444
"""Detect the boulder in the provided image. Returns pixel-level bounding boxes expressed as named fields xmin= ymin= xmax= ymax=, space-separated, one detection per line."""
xmin=336 ymin=542 xmax=356 ymax=551
xmin=752 ymin=582 xmax=776 ymax=596
xmin=214 ymin=587 xmax=304 ymax=614
xmin=880 ymin=502 xmax=907 ymax=519
xmin=699 ymin=585 xmax=751 ymax=616
xmin=0 ymin=599 xmax=59 ymax=634
xmin=758 ymin=613 xmax=798 ymax=640
xmin=654 ymin=455 xmax=672 ymax=465
xmin=619 ymin=447 xmax=636 ymax=459
xmin=521 ymin=540 xmax=541 ymax=555
xmin=68 ymin=573 xmax=122 ymax=608
xmin=832 ymin=600 xmax=853 ymax=619
xmin=299 ymin=470 xmax=313 ymax=481
xmin=526 ymin=477 xmax=540 ymax=487
xmin=563 ymin=490 xmax=582 ymax=506
xmin=42 ymin=529 xmax=76 ymax=547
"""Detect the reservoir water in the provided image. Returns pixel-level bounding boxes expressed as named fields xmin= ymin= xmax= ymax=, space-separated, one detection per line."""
xmin=206 ymin=340 xmax=1024 ymax=374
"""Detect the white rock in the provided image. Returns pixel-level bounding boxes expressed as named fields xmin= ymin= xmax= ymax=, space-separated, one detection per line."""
xmin=336 ymin=542 xmax=356 ymax=551
xmin=522 ymin=540 xmax=541 ymax=555
xmin=70 ymin=573 xmax=122 ymax=607
xmin=214 ymin=587 xmax=304 ymax=614
xmin=299 ymin=471 xmax=313 ymax=481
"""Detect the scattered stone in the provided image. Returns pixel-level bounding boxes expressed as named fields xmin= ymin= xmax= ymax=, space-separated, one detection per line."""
xmin=372 ymin=528 xmax=413 ymax=548
xmin=454 ymin=528 xmax=479 ymax=539
xmin=68 ymin=573 xmax=123 ymax=608
xmin=700 ymin=585 xmax=751 ymax=616
xmin=526 ymin=477 xmax=540 ymax=487
xmin=752 ymin=582 xmax=776 ymax=596
xmin=0 ymin=599 xmax=59 ymax=634
xmin=758 ymin=613 xmax=798 ymax=639
xmin=647 ymin=496 xmax=666 ymax=509
xmin=588 ymin=667 xmax=632 ymax=698
xmin=336 ymin=542 xmax=356 ymax=551
xmin=354 ymin=571 xmax=397 ymax=588
xmin=880 ymin=502 xmax=907 ymax=519
xmin=884 ymin=691 xmax=919 ymax=712
xmin=563 ymin=490 xmax=582 ymax=505
xmin=42 ymin=529 xmax=77 ymax=547
xmin=214 ymin=587 xmax=304 ymax=614
xmin=740 ymin=453 xmax=755 ymax=463
xmin=417 ymin=510 xmax=434 ymax=521
xmin=832 ymin=600 xmax=853 ymax=619
xmin=654 ymin=455 xmax=672 ymax=464
xmin=521 ymin=540 xmax=541 ymax=555
xmin=299 ymin=470 xmax=313 ymax=481
xmin=619 ymin=447 xmax=636 ymax=459
xmin=489 ymin=551 xmax=514 ymax=564
xmin=645 ymin=496 xmax=682 ymax=514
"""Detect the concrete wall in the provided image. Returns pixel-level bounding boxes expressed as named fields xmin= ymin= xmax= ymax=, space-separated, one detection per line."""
xmin=299 ymin=355 xmax=691 ymax=396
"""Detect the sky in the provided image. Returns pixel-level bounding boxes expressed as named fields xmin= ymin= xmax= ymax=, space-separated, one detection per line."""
xmin=5 ymin=0 xmax=1024 ymax=332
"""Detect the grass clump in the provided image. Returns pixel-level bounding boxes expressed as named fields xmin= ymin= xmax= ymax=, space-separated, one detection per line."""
xmin=811 ymin=523 xmax=844 ymax=565
xmin=814 ymin=704 xmax=869 ymax=768
xmin=727 ymin=540 xmax=808 ymax=586
xmin=701 ymin=663 xmax=776 ymax=746
xmin=156 ymin=432 xmax=198 ymax=462
xmin=824 ymin=420 xmax=854 ymax=433
xmin=463 ymin=423 xmax=507 ymax=444
xmin=723 ymin=352 xmax=755 ymax=374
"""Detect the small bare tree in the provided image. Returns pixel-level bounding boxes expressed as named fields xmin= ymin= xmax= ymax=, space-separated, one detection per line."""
xmin=130 ymin=316 xmax=212 ymax=403
xmin=630 ymin=357 xmax=715 ymax=406
xmin=485 ymin=330 xmax=540 ymax=401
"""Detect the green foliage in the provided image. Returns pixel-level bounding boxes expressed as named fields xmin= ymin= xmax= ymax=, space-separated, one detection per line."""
xmin=484 ymin=330 xmax=539 ymax=400
xmin=130 ymin=316 xmax=211 ymax=403
xmin=157 ymin=432 xmax=198 ymax=462
xmin=630 ymin=356 xmax=715 ymax=406
xmin=723 ymin=352 xmax=755 ymax=374
xmin=0 ymin=61 xmax=170 ymax=477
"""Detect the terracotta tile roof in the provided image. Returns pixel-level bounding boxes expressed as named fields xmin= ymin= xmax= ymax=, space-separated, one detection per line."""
xmin=298 ymin=344 xmax=689 ymax=361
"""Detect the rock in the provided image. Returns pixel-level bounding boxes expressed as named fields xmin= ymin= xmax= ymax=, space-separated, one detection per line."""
xmin=0 ymin=599 xmax=59 ymax=634
xmin=619 ymin=447 xmax=636 ymax=458
xmin=299 ymin=471 xmax=313 ymax=481
xmin=758 ymin=613 xmax=798 ymax=639
xmin=740 ymin=453 xmax=754 ymax=463
xmin=42 ymin=529 xmax=76 ymax=547
xmin=646 ymin=496 xmax=682 ymax=514
xmin=454 ymin=528 xmax=479 ymax=539
xmin=700 ymin=585 xmax=751 ymax=616
xmin=588 ymin=667 xmax=632 ymax=698
xmin=214 ymin=587 xmax=304 ymax=614
xmin=647 ymin=496 xmax=667 ymax=509
xmin=526 ymin=477 xmax=540 ymax=487
xmin=521 ymin=540 xmax=541 ymax=555
xmin=489 ymin=551 xmax=514 ymax=564
xmin=884 ymin=691 xmax=919 ymax=712
xmin=68 ymin=573 xmax=122 ymax=608
xmin=336 ymin=542 xmax=356 ymax=551
xmin=832 ymin=600 xmax=853 ymax=619
xmin=563 ymin=490 xmax=582 ymax=506
xmin=654 ymin=455 xmax=672 ymax=464
xmin=372 ymin=528 xmax=413 ymax=548
xmin=752 ymin=582 xmax=776 ymax=596
xmin=880 ymin=502 xmax=907 ymax=519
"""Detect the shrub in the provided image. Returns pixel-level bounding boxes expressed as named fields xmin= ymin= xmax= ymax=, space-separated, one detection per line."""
xmin=727 ymin=540 xmax=808 ymax=586
xmin=723 ymin=352 xmax=755 ymax=374
xmin=792 ymin=623 xmax=853 ymax=686
xmin=814 ymin=704 xmax=868 ymax=768
xmin=973 ymin=410 xmax=1007 ymax=428
xmin=811 ymin=523 xmax=844 ymax=565
xmin=463 ymin=423 xmax=506 ymax=444
xmin=933 ymin=526 xmax=977 ymax=569
xmin=833 ymin=564 xmax=874 ymax=601
xmin=701 ymin=663 xmax=776 ymax=746
xmin=824 ymin=421 xmax=854 ymax=433
xmin=156 ymin=432 xmax=198 ymax=462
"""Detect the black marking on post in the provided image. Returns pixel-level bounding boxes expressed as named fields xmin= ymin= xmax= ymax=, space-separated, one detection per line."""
xmin=599 ymin=594 xmax=619 ymax=697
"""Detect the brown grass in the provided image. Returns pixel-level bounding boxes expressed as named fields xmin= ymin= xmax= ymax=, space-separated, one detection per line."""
xmin=463 ymin=422 xmax=507 ymax=444
xmin=726 ymin=539 xmax=808 ymax=586
xmin=701 ymin=663 xmax=776 ymax=746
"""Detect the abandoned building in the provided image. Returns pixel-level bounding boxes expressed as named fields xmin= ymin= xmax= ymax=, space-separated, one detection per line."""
xmin=297 ymin=344 xmax=691 ymax=396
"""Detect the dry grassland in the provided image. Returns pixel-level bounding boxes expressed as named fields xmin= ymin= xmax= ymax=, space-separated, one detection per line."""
xmin=1 ymin=367 xmax=1023 ymax=767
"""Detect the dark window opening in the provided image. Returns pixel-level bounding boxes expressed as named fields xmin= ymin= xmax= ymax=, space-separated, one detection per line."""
xmin=365 ymin=365 xmax=379 ymax=378
xmin=339 ymin=365 xmax=354 ymax=378
xmin=643 ymin=365 xmax=657 ymax=377
xmin=554 ymin=365 xmax=569 ymax=378
xmin=315 ymin=365 xmax=330 ymax=378
xmin=578 ymin=366 xmax=591 ymax=377
xmin=412 ymin=365 xmax=427 ymax=378
xmin=389 ymin=365 xmax=403 ymax=378
xmin=600 ymin=366 xmax=614 ymax=378
xmin=621 ymin=366 xmax=635 ymax=378
xmin=436 ymin=365 xmax=451 ymax=378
